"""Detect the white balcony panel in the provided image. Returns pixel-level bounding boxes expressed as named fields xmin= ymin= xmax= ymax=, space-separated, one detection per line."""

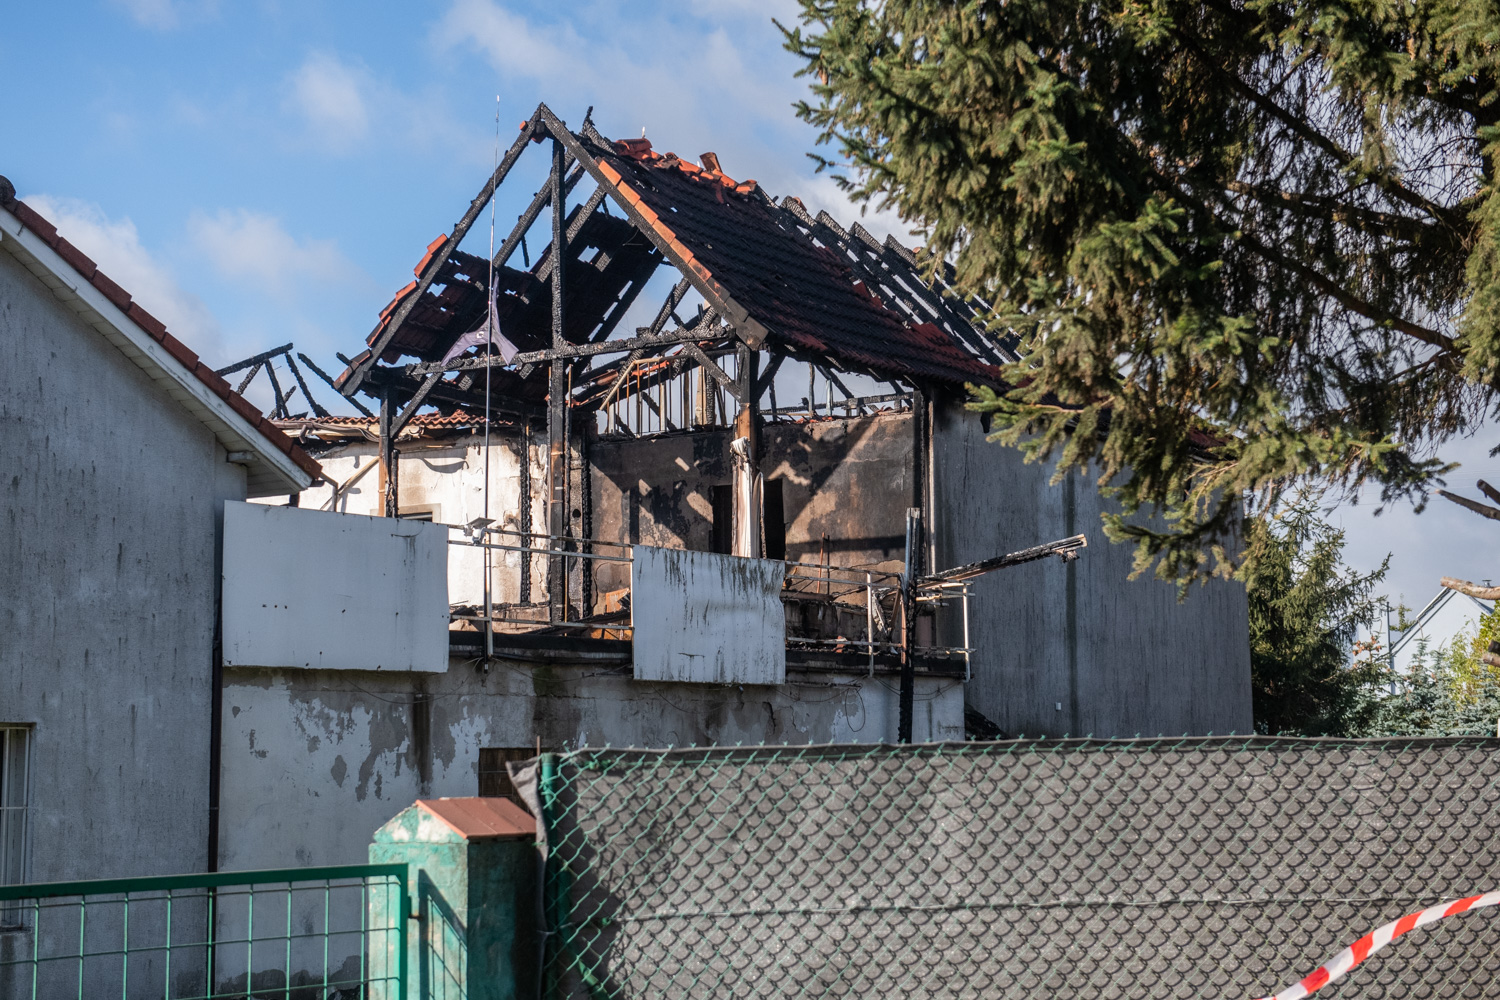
xmin=631 ymin=545 xmax=785 ymax=685
xmin=222 ymin=501 xmax=449 ymax=672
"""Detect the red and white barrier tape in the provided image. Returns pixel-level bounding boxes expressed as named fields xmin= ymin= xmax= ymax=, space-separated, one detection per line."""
xmin=1257 ymin=890 xmax=1500 ymax=1000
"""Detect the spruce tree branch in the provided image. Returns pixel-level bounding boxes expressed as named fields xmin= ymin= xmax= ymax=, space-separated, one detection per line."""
xmin=1223 ymin=180 xmax=1435 ymax=240
xmin=1437 ymin=491 xmax=1500 ymax=522
xmin=1169 ymin=29 xmax=1461 ymax=227
xmin=1231 ymin=229 xmax=1456 ymax=352
xmin=1139 ymin=160 xmax=1457 ymax=353
xmin=1441 ymin=576 xmax=1500 ymax=600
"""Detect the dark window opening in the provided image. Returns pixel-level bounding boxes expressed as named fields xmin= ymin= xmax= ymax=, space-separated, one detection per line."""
xmin=478 ymin=747 xmax=539 ymax=804
xmin=710 ymin=485 xmax=733 ymax=554
xmin=763 ymin=479 xmax=786 ymax=560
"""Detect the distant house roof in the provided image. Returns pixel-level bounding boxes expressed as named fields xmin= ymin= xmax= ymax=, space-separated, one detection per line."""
xmin=1390 ymin=587 xmax=1495 ymax=662
xmin=0 ymin=178 xmax=320 ymax=496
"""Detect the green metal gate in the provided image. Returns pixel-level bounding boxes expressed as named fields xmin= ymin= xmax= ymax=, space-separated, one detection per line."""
xmin=0 ymin=864 xmax=407 ymax=999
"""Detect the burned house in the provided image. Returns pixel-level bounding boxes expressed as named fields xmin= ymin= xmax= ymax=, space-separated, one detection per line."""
xmin=207 ymin=104 xmax=1251 ymax=872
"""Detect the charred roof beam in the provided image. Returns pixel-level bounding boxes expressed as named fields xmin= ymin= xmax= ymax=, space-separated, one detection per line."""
xmin=403 ymin=324 xmax=729 ymax=377
xmin=300 ymin=353 xmax=373 ymax=418
xmin=532 ymin=103 xmax=772 ymax=351
xmin=681 ymin=341 xmax=742 ymax=404
xmin=216 ymin=342 xmax=294 ymax=377
xmin=492 ymin=159 xmax=585 ymax=272
xmin=533 ymin=181 xmax=611 ymax=286
xmin=360 ymin=364 xmax=543 ymax=422
xmin=344 ymin=110 xmax=544 ymax=398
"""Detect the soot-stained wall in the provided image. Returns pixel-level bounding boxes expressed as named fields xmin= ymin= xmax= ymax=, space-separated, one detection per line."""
xmin=217 ymin=662 xmax=963 ymax=870
xmin=588 ymin=411 xmax=915 ymax=599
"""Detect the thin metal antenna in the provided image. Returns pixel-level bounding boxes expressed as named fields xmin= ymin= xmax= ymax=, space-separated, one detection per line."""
xmin=483 ymin=95 xmax=499 ymax=664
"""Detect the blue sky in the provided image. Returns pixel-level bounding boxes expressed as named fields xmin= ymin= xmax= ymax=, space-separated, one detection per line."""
xmin=2 ymin=0 xmax=1495 ymax=616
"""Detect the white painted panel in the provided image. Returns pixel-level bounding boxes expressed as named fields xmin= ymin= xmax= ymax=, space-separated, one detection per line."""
xmin=631 ymin=546 xmax=785 ymax=684
xmin=222 ymin=501 xmax=449 ymax=672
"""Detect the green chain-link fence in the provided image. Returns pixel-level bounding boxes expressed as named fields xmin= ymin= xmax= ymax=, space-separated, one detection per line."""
xmin=519 ymin=737 xmax=1500 ymax=1000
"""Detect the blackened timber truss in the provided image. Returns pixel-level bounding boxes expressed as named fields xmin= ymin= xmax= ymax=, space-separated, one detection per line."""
xmin=334 ymin=100 xmax=1018 ymax=625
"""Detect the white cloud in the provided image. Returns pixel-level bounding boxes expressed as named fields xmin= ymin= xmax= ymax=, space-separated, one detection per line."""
xmin=110 ymin=0 xmax=218 ymax=30
xmin=23 ymin=194 xmax=223 ymax=356
xmin=426 ymin=1 xmax=829 ymax=196
xmin=430 ymin=0 xmax=572 ymax=80
xmin=278 ymin=50 xmax=483 ymax=163
xmin=187 ymin=209 xmax=365 ymax=301
xmin=285 ymin=52 xmax=371 ymax=152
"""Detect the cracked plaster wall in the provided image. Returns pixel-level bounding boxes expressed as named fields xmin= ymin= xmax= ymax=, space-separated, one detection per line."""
xmin=218 ymin=662 xmax=962 ymax=870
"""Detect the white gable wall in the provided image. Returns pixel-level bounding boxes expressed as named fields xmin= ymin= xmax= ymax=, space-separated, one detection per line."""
xmin=0 ymin=245 xmax=245 ymax=884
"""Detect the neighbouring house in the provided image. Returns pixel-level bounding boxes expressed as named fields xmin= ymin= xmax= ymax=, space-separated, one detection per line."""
xmin=0 ymin=177 xmax=321 ymax=898
xmin=1390 ymin=588 xmax=1495 ymax=674
xmin=213 ymin=103 xmax=1252 ymax=875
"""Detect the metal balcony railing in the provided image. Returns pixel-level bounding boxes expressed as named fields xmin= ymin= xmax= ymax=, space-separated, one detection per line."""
xmin=444 ymin=524 xmax=975 ymax=675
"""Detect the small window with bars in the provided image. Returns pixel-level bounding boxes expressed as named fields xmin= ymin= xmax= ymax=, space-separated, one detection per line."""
xmin=478 ymin=747 xmax=543 ymax=805
xmin=1 ymin=726 xmax=31 ymax=925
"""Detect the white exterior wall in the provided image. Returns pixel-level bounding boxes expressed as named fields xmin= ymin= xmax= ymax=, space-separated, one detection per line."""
xmin=0 ymin=248 xmax=245 ymax=886
xmin=222 ymin=503 xmax=451 ymax=672
xmin=275 ymin=434 xmax=543 ymax=607
xmin=1391 ymin=589 xmax=1494 ymax=674
xmin=632 ymin=547 xmax=787 ymax=684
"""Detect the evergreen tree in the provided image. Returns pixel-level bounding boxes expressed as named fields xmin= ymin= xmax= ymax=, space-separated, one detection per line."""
xmin=1244 ymin=491 xmax=1389 ymax=734
xmin=782 ymin=1 xmax=1500 ymax=583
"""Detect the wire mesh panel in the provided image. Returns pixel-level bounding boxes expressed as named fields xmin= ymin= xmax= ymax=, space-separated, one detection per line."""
xmin=0 ymin=864 xmax=406 ymax=1000
xmin=529 ymin=738 xmax=1500 ymax=1000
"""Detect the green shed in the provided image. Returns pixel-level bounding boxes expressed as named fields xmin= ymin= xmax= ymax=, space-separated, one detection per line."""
xmin=370 ymin=797 xmax=537 ymax=1000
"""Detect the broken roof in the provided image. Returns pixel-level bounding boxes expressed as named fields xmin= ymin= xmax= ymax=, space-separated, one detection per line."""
xmin=339 ymin=103 xmax=1014 ymax=417
xmin=592 ymin=138 xmax=1010 ymax=386
xmin=0 ymin=178 xmax=321 ymax=495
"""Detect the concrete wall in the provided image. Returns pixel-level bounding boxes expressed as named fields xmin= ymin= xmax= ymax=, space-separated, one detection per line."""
xmin=218 ymin=661 xmax=963 ymax=870
xmin=930 ymin=399 xmax=1252 ymax=738
xmin=0 ymin=248 xmax=244 ymax=884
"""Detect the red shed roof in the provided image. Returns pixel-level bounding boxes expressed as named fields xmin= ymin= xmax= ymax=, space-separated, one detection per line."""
xmin=416 ymin=797 xmax=534 ymax=841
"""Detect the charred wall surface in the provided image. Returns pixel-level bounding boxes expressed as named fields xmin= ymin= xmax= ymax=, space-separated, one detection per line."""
xmin=930 ymin=399 xmax=1252 ymax=738
xmin=587 ymin=411 xmax=915 ymax=599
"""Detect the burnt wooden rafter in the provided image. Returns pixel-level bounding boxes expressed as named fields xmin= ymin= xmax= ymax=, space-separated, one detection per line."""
xmin=403 ymin=325 xmax=730 ymax=377
xmin=215 ymin=343 xmax=332 ymax=419
xmin=532 ymin=104 xmax=770 ymax=350
xmin=300 ymin=353 xmax=373 ymax=417
xmin=681 ymin=341 xmax=743 ymax=404
xmin=547 ymin=134 xmax=569 ymax=622
xmin=360 ymin=364 xmax=541 ymax=422
xmin=343 ymin=111 xmax=543 ymax=399
xmin=493 ymin=160 xmax=585 ymax=271
xmin=753 ymin=352 xmax=784 ymax=402
xmin=350 ymin=104 xmax=778 ymax=425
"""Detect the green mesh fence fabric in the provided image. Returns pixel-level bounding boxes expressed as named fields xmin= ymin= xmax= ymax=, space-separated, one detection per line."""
xmin=524 ymin=738 xmax=1500 ymax=1000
